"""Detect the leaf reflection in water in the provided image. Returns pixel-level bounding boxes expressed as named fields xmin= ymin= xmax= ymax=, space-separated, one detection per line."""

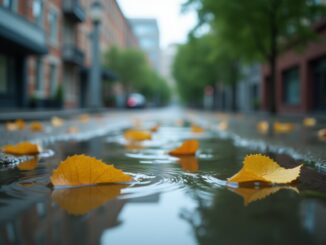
xmin=17 ymin=158 xmax=38 ymax=171
xmin=178 ymin=156 xmax=199 ymax=172
xmin=52 ymin=184 xmax=127 ymax=215
xmin=228 ymin=186 xmax=299 ymax=206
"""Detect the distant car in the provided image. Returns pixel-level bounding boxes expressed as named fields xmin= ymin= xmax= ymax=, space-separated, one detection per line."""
xmin=126 ymin=93 xmax=146 ymax=108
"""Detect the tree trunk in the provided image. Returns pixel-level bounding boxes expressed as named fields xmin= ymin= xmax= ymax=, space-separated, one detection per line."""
xmin=268 ymin=55 xmax=277 ymax=114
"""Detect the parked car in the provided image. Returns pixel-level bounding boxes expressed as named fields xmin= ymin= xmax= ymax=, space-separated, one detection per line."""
xmin=126 ymin=93 xmax=146 ymax=108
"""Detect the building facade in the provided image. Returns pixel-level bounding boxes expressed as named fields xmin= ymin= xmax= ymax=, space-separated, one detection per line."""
xmin=129 ymin=18 xmax=160 ymax=71
xmin=0 ymin=0 xmax=138 ymax=109
xmin=262 ymin=19 xmax=326 ymax=114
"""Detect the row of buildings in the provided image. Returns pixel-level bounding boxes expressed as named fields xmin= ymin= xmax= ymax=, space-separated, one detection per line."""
xmin=213 ymin=18 xmax=326 ymax=115
xmin=0 ymin=0 xmax=162 ymax=109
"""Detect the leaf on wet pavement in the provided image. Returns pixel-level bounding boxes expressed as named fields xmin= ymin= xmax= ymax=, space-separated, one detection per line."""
xmin=303 ymin=117 xmax=316 ymax=127
xmin=51 ymin=117 xmax=64 ymax=127
xmin=229 ymin=186 xmax=299 ymax=206
xmin=169 ymin=140 xmax=199 ymax=156
xmin=150 ymin=124 xmax=160 ymax=132
xmin=30 ymin=121 xmax=44 ymax=132
xmin=52 ymin=184 xmax=127 ymax=215
xmin=2 ymin=142 xmax=42 ymax=155
xmin=217 ymin=121 xmax=228 ymax=131
xmin=124 ymin=129 xmax=152 ymax=141
xmin=178 ymin=156 xmax=199 ymax=172
xmin=273 ymin=122 xmax=294 ymax=133
xmin=227 ymin=154 xmax=302 ymax=184
xmin=257 ymin=121 xmax=269 ymax=134
xmin=5 ymin=119 xmax=25 ymax=131
xmin=67 ymin=127 xmax=79 ymax=134
xmin=17 ymin=158 xmax=38 ymax=171
xmin=79 ymin=114 xmax=90 ymax=123
xmin=318 ymin=129 xmax=326 ymax=141
xmin=191 ymin=125 xmax=204 ymax=133
xmin=50 ymin=154 xmax=132 ymax=187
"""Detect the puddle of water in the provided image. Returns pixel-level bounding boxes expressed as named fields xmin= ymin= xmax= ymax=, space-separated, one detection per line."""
xmin=0 ymin=122 xmax=325 ymax=245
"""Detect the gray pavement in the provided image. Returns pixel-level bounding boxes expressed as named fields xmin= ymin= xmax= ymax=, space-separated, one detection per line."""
xmin=0 ymin=107 xmax=325 ymax=170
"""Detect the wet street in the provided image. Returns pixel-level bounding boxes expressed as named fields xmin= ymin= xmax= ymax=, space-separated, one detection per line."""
xmin=0 ymin=108 xmax=326 ymax=245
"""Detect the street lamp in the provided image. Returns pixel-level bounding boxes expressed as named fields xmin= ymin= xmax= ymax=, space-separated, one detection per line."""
xmin=88 ymin=0 xmax=103 ymax=108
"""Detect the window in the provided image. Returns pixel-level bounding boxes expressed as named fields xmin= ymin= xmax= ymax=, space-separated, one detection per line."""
xmin=49 ymin=64 xmax=57 ymax=96
xmin=35 ymin=58 xmax=44 ymax=93
xmin=283 ymin=67 xmax=300 ymax=105
xmin=33 ymin=0 xmax=43 ymax=26
xmin=48 ymin=9 xmax=58 ymax=43
xmin=0 ymin=55 xmax=8 ymax=93
xmin=140 ymin=38 xmax=155 ymax=49
xmin=3 ymin=0 xmax=17 ymax=12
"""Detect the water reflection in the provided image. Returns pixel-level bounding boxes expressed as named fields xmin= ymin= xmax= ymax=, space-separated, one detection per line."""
xmin=0 ymin=123 xmax=325 ymax=245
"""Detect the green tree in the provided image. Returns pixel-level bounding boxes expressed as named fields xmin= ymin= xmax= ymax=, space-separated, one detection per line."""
xmin=104 ymin=46 xmax=171 ymax=106
xmin=184 ymin=0 xmax=326 ymax=113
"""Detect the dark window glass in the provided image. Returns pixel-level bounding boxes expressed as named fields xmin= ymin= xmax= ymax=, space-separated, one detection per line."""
xmin=283 ymin=67 xmax=300 ymax=105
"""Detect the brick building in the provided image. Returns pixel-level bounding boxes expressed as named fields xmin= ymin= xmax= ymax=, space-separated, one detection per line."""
xmin=0 ymin=0 xmax=138 ymax=109
xmin=262 ymin=19 xmax=326 ymax=114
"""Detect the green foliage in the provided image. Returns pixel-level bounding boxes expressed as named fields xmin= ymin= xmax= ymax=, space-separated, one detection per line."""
xmin=104 ymin=46 xmax=171 ymax=106
xmin=183 ymin=0 xmax=326 ymax=112
xmin=172 ymin=34 xmax=239 ymax=106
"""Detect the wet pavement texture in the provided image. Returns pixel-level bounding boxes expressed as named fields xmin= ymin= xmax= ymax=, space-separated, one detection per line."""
xmin=0 ymin=108 xmax=325 ymax=245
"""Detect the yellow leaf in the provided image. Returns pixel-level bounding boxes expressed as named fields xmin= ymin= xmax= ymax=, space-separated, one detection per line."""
xmin=5 ymin=119 xmax=25 ymax=131
xmin=191 ymin=125 xmax=204 ymax=133
xmin=16 ymin=119 xmax=25 ymax=130
xmin=257 ymin=121 xmax=269 ymax=134
xmin=273 ymin=122 xmax=294 ymax=133
xmin=169 ymin=140 xmax=199 ymax=156
xmin=318 ymin=129 xmax=326 ymax=141
xmin=227 ymin=154 xmax=302 ymax=184
xmin=50 ymin=154 xmax=132 ymax=187
xmin=52 ymin=184 xmax=126 ymax=215
xmin=67 ymin=127 xmax=79 ymax=134
xmin=229 ymin=186 xmax=299 ymax=206
xmin=79 ymin=114 xmax=90 ymax=123
xmin=125 ymin=143 xmax=144 ymax=150
xmin=303 ymin=117 xmax=316 ymax=127
xmin=150 ymin=124 xmax=160 ymax=132
xmin=2 ymin=141 xmax=41 ymax=155
xmin=51 ymin=116 xmax=64 ymax=127
xmin=124 ymin=129 xmax=152 ymax=141
xmin=30 ymin=121 xmax=43 ymax=132
xmin=178 ymin=156 xmax=199 ymax=172
xmin=217 ymin=121 xmax=228 ymax=131
xmin=17 ymin=158 xmax=38 ymax=171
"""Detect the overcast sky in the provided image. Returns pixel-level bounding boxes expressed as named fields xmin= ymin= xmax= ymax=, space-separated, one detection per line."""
xmin=117 ymin=0 xmax=197 ymax=48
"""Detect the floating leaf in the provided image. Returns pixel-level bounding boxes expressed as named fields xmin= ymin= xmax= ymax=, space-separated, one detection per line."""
xmin=30 ymin=121 xmax=43 ymax=132
xmin=273 ymin=122 xmax=294 ymax=133
xmin=257 ymin=121 xmax=269 ymax=134
xmin=169 ymin=140 xmax=199 ymax=156
xmin=79 ymin=114 xmax=90 ymax=123
xmin=17 ymin=158 xmax=38 ymax=171
xmin=303 ymin=117 xmax=316 ymax=127
xmin=227 ymin=154 xmax=302 ymax=184
xmin=124 ymin=129 xmax=151 ymax=141
xmin=318 ymin=129 xmax=326 ymax=141
xmin=50 ymin=155 xmax=132 ymax=187
xmin=178 ymin=156 xmax=199 ymax=172
xmin=2 ymin=142 xmax=41 ymax=155
xmin=51 ymin=117 xmax=64 ymax=127
xmin=67 ymin=127 xmax=79 ymax=134
xmin=52 ymin=184 xmax=126 ymax=215
xmin=229 ymin=186 xmax=299 ymax=206
xmin=191 ymin=125 xmax=204 ymax=133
